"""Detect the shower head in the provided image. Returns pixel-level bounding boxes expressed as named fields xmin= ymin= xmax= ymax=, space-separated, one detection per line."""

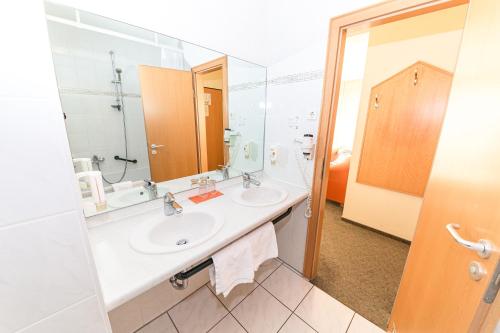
xmin=115 ymin=68 xmax=122 ymax=82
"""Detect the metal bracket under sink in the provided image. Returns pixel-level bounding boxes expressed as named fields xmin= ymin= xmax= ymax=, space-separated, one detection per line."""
xmin=168 ymin=206 xmax=293 ymax=289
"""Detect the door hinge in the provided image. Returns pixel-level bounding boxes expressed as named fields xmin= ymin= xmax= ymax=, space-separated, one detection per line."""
xmin=483 ymin=259 xmax=500 ymax=304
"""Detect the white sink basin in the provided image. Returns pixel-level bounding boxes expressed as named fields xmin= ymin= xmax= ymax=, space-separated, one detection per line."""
xmin=129 ymin=211 xmax=224 ymax=254
xmin=108 ymin=186 xmax=169 ymax=208
xmin=232 ymin=186 xmax=288 ymax=207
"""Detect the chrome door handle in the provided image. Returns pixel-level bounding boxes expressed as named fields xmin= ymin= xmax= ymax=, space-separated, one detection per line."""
xmin=446 ymin=224 xmax=493 ymax=258
xmin=151 ymin=144 xmax=165 ymax=149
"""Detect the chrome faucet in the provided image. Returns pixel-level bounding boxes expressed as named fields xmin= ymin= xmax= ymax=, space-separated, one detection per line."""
xmin=242 ymin=172 xmax=261 ymax=188
xmin=164 ymin=192 xmax=183 ymax=216
xmin=143 ymin=180 xmax=157 ymax=200
xmin=217 ymin=164 xmax=230 ymax=180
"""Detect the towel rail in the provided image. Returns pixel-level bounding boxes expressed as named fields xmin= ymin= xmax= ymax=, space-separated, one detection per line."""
xmin=172 ymin=206 xmax=293 ymax=281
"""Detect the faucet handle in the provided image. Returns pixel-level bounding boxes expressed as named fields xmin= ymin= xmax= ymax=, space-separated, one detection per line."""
xmin=144 ymin=179 xmax=156 ymax=186
xmin=164 ymin=192 xmax=175 ymax=202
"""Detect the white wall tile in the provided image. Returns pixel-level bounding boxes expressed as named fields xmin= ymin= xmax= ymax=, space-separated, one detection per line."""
xmin=19 ymin=296 xmax=108 ymax=333
xmin=0 ymin=2 xmax=61 ymax=100
xmin=0 ymin=97 xmax=80 ymax=226
xmin=0 ymin=211 xmax=97 ymax=332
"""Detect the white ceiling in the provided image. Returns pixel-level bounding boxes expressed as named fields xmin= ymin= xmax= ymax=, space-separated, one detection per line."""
xmin=49 ymin=0 xmax=381 ymax=66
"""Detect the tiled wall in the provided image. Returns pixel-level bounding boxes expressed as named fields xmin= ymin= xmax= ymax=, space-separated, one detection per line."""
xmin=0 ymin=2 xmax=110 ymax=332
xmin=46 ymin=20 xmax=159 ymax=183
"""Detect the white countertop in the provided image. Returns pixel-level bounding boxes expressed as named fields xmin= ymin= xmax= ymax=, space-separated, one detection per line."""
xmin=87 ymin=177 xmax=308 ymax=311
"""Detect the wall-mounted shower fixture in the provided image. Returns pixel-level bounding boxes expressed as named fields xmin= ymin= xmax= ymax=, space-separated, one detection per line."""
xmin=110 ymin=51 xmax=123 ymax=112
xmin=94 ymin=51 xmax=130 ymax=184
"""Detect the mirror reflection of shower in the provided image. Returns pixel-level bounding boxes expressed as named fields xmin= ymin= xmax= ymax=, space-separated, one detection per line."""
xmin=93 ymin=50 xmax=130 ymax=184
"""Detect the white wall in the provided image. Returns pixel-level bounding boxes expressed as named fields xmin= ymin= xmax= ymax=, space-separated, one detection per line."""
xmin=49 ymin=0 xmax=268 ymax=66
xmin=228 ymin=58 xmax=267 ymax=173
xmin=342 ymin=29 xmax=464 ymax=241
xmin=0 ymin=1 xmax=110 ymax=332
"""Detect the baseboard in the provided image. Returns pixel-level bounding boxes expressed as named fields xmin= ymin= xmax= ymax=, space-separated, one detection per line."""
xmin=340 ymin=217 xmax=411 ymax=245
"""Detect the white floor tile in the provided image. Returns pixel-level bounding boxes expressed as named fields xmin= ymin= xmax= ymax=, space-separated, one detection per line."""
xmin=278 ymin=314 xmax=316 ymax=333
xmin=208 ymin=281 xmax=259 ymax=310
xmin=255 ymin=258 xmax=282 ymax=283
xmin=295 ymin=287 xmax=354 ymax=333
xmin=262 ymin=265 xmax=313 ymax=310
xmin=208 ymin=314 xmax=245 ymax=333
xmin=232 ymin=286 xmax=291 ymax=333
xmin=347 ymin=314 xmax=385 ymax=333
xmin=137 ymin=312 xmax=177 ymax=333
xmin=168 ymin=286 xmax=227 ymax=333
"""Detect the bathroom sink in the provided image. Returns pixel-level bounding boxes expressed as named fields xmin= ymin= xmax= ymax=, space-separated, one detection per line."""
xmin=232 ymin=186 xmax=288 ymax=207
xmin=108 ymin=186 xmax=168 ymax=208
xmin=129 ymin=211 xmax=224 ymax=254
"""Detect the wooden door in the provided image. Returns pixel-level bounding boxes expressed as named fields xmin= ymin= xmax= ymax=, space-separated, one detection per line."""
xmin=357 ymin=62 xmax=452 ymax=197
xmin=203 ymin=87 xmax=224 ymax=171
xmin=138 ymin=65 xmax=199 ymax=182
xmin=389 ymin=1 xmax=500 ymax=331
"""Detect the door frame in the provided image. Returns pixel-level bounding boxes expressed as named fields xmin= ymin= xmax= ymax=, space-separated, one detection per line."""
xmin=303 ymin=0 xmax=469 ymax=279
xmin=191 ymin=56 xmax=229 ymax=172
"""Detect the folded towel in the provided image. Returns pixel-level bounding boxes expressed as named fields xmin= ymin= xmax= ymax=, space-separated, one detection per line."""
xmin=210 ymin=222 xmax=278 ymax=296
xmin=247 ymin=222 xmax=279 ymax=271
xmin=209 ymin=238 xmax=254 ymax=297
xmin=111 ymin=181 xmax=133 ymax=192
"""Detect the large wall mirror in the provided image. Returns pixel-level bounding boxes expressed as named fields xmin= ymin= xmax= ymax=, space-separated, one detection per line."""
xmin=44 ymin=2 xmax=266 ymax=217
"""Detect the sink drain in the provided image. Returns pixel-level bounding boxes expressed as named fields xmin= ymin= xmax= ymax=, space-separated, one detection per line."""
xmin=176 ymin=239 xmax=189 ymax=246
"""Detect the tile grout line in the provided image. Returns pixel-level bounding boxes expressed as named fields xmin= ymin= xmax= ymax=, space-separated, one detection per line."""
xmin=166 ymin=311 xmax=180 ymax=333
xmin=205 ymin=280 xmax=256 ymax=313
xmin=256 ymin=261 xmax=283 ymax=285
xmin=291 ymin=287 xmax=318 ymax=333
xmin=205 ymin=312 xmax=231 ymax=333
xmin=275 ymin=285 xmax=315 ymax=333
xmin=344 ymin=312 xmax=356 ymax=333
xmin=228 ymin=312 xmax=249 ymax=333
xmin=135 ymin=283 xmax=209 ymax=332
xmin=205 ymin=284 xmax=249 ymax=332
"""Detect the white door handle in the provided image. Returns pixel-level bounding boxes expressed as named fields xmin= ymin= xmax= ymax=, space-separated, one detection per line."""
xmin=151 ymin=144 xmax=165 ymax=149
xmin=446 ymin=224 xmax=493 ymax=258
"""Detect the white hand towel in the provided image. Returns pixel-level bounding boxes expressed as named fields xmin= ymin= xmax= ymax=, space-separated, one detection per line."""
xmin=112 ymin=181 xmax=133 ymax=192
xmin=209 ymin=222 xmax=278 ymax=297
xmin=209 ymin=238 xmax=254 ymax=297
xmin=247 ymin=222 xmax=279 ymax=271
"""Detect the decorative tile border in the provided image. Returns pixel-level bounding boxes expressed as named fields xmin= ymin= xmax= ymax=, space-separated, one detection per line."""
xmin=268 ymin=70 xmax=324 ymax=86
xmin=60 ymin=70 xmax=325 ymax=95
xmin=59 ymin=87 xmax=141 ymax=98
xmin=229 ymin=69 xmax=324 ymax=92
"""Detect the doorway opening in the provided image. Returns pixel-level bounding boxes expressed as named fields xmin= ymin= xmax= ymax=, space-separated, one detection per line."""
xmin=309 ymin=4 xmax=469 ymax=329
xmin=192 ymin=57 xmax=229 ymax=173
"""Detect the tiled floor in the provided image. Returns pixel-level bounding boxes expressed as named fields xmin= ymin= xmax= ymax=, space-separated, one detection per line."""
xmin=136 ymin=259 xmax=384 ymax=333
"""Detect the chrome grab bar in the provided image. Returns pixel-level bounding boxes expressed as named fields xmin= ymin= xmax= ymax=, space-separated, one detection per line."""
xmin=446 ymin=224 xmax=492 ymax=258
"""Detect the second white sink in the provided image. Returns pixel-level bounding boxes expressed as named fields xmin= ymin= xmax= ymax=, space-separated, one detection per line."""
xmin=129 ymin=210 xmax=224 ymax=254
xmin=232 ymin=186 xmax=288 ymax=207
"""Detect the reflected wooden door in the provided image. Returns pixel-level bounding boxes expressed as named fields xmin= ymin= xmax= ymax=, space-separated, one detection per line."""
xmin=357 ymin=62 xmax=452 ymax=197
xmin=204 ymin=87 xmax=224 ymax=171
xmin=138 ymin=65 xmax=199 ymax=182
xmin=389 ymin=1 xmax=500 ymax=331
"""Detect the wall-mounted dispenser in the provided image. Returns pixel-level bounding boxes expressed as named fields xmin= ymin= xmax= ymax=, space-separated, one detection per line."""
xmin=295 ymin=134 xmax=315 ymax=160
xmin=243 ymin=141 xmax=258 ymax=160
xmin=269 ymin=145 xmax=279 ymax=165
xmin=224 ymin=128 xmax=240 ymax=147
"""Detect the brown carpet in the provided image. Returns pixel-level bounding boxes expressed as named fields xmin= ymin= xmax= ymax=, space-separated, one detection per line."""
xmin=312 ymin=201 xmax=410 ymax=329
